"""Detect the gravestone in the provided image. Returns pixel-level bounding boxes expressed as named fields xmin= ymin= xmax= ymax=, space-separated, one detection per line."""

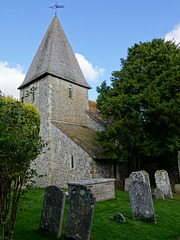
xmin=129 ymin=172 xmax=156 ymax=223
xmin=154 ymin=170 xmax=173 ymax=199
xmin=64 ymin=184 xmax=96 ymax=240
xmin=124 ymin=178 xmax=129 ymax=191
xmin=154 ymin=188 xmax=165 ymax=200
xmin=140 ymin=170 xmax=151 ymax=191
xmin=39 ymin=186 xmax=66 ymax=237
xmin=175 ymin=184 xmax=180 ymax=195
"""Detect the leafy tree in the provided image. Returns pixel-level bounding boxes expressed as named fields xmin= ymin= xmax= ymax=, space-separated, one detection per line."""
xmin=0 ymin=92 xmax=45 ymax=240
xmin=96 ymin=39 xmax=180 ymax=172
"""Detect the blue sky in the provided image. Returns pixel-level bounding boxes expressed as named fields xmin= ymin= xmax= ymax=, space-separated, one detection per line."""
xmin=0 ymin=0 xmax=180 ymax=101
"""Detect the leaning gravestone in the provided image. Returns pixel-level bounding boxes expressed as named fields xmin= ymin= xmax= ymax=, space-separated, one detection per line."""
xmin=129 ymin=172 xmax=156 ymax=223
xmin=154 ymin=170 xmax=173 ymax=199
xmin=64 ymin=184 xmax=96 ymax=240
xmin=39 ymin=186 xmax=66 ymax=238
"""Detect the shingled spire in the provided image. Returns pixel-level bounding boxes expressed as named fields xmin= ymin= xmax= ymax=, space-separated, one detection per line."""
xmin=18 ymin=16 xmax=91 ymax=89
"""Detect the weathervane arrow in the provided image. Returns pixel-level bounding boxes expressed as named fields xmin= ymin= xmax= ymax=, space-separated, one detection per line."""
xmin=49 ymin=2 xmax=65 ymax=16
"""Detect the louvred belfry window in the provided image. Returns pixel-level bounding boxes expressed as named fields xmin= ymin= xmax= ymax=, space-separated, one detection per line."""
xmin=69 ymin=86 xmax=72 ymax=98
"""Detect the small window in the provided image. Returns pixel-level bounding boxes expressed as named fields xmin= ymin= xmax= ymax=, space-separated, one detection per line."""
xmin=69 ymin=86 xmax=72 ymax=98
xmin=32 ymin=91 xmax=35 ymax=101
xmin=71 ymin=155 xmax=74 ymax=169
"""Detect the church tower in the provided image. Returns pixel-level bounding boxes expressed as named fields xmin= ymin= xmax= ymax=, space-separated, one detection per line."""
xmin=18 ymin=16 xmax=92 ymax=187
xmin=19 ymin=16 xmax=91 ymax=125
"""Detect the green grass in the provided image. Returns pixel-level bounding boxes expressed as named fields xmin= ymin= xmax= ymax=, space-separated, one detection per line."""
xmin=11 ymin=189 xmax=180 ymax=240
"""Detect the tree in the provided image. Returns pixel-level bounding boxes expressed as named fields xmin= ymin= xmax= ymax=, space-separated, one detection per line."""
xmin=0 ymin=92 xmax=45 ymax=240
xmin=96 ymin=38 xmax=180 ymax=173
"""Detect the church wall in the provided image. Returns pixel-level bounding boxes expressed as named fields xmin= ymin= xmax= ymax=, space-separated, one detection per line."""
xmin=91 ymin=160 xmax=114 ymax=179
xmin=51 ymin=123 xmax=94 ymax=189
xmin=19 ymin=75 xmax=119 ymax=189
xmin=91 ymin=160 xmax=129 ymax=189
xmin=19 ymin=74 xmax=90 ymax=187
xmin=86 ymin=114 xmax=105 ymax=132
xmin=20 ymin=76 xmax=54 ymax=187
xmin=115 ymin=162 xmax=129 ymax=189
xmin=49 ymin=76 xmax=89 ymax=125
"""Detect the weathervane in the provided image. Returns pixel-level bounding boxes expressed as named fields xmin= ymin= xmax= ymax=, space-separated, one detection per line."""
xmin=49 ymin=2 xmax=65 ymax=16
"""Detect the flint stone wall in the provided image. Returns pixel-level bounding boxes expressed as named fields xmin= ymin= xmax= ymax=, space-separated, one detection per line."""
xmin=68 ymin=178 xmax=115 ymax=202
xmin=93 ymin=161 xmax=129 ymax=190
xmin=86 ymin=113 xmax=105 ymax=132
xmin=21 ymin=77 xmax=54 ymax=187
xmin=155 ymin=170 xmax=173 ymax=199
xmin=20 ymin=76 xmax=119 ymax=190
xmin=51 ymin=124 xmax=93 ymax=189
xmin=22 ymin=77 xmax=90 ymax=188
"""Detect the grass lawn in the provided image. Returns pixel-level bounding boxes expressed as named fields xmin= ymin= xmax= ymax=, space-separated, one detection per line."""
xmin=11 ymin=188 xmax=180 ymax=240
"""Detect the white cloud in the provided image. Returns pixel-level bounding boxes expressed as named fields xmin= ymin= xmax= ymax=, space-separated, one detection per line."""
xmin=164 ymin=23 xmax=180 ymax=44
xmin=0 ymin=61 xmax=25 ymax=99
xmin=0 ymin=55 xmax=105 ymax=99
xmin=75 ymin=53 xmax=105 ymax=82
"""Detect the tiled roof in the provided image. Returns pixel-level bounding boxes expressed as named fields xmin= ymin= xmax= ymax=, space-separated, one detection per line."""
xmin=52 ymin=121 xmax=104 ymax=159
xmin=89 ymin=100 xmax=100 ymax=114
xmin=87 ymin=100 xmax=114 ymax=128
xmin=18 ymin=16 xmax=91 ymax=90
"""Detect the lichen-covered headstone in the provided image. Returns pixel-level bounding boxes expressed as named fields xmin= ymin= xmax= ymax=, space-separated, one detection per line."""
xmin=129 ymin=172 xmax=156 ymax=223
xmin=154 ymin=188 xmax=165 ymax=200
xmin=39 ymin=186 xmax=66 ymax=237
xmin=154 ymin=170 xmax=173 ymax=199
xmin=64 ymin=184 xmax=96 ymax=240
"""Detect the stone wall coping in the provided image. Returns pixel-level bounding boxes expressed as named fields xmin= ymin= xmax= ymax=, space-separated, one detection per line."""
xmin=67 ymin=178 xmax=115 ymax=186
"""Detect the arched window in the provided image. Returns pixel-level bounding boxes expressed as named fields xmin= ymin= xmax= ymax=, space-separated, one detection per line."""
xmin=71 ymin=155 xmax=74 ymax=169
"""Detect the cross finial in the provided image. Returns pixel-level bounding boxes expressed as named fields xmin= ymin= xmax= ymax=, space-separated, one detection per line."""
xmin=49 ymin=2 xmax=65 ymax=16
